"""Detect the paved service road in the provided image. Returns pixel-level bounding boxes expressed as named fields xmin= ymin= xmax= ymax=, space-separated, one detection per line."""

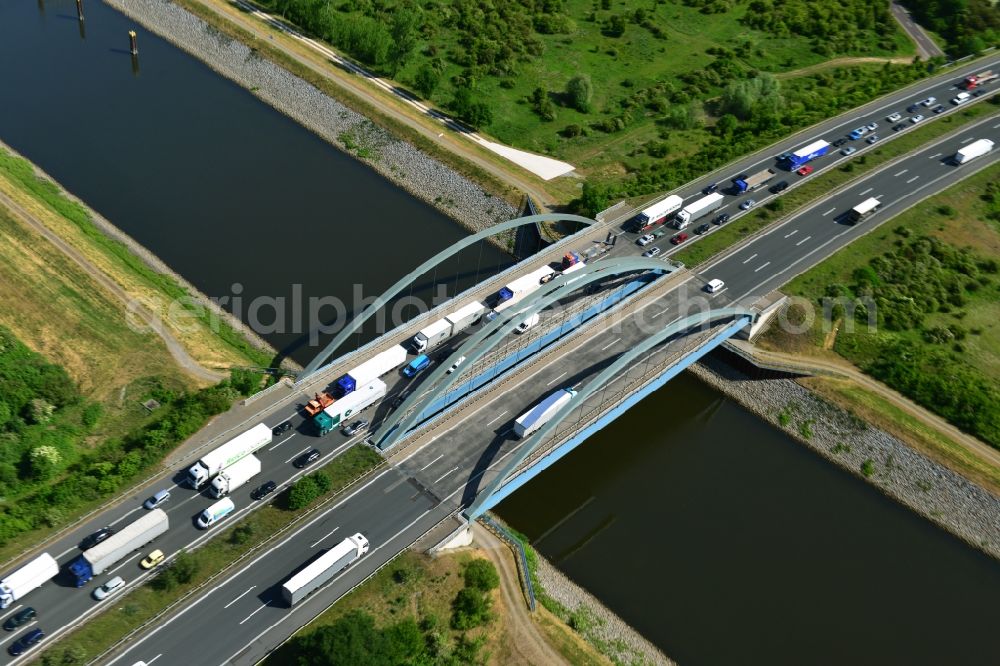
xmin=890 ymin=2 xmax=945 ymax=60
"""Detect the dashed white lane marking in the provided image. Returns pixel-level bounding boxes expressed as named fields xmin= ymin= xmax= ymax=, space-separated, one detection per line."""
xmin=796 ymin=235 xmax=812 ymax=246
xmin=754 ymin=261 xmax=772 ymax=273
xmin=928 ymin=152 xmax=942 ymax=159
xmin=784 ymin=229 xmax=798 ymax=238
xmin=310 ymin=527 xmax=340 ymax=548
xmin=106 ymin=552 xmax=141 ymax=576
xmin=859 ymin=187 xmax=874 ymax=196
xmin=906 ymin=175 xmax=920 ymax=184
xmin=484 ymin=412 xmax=508 ymax=427
xmin=893 ymin=169 xmax=908 ymax=177
xmin=418 ymin=454 xmax=445 ymax=471
xmin=822 ymin=207 xmax=836 ymax=216
xmin=742 ymin=253 xmax=758 ymax=264
xmin=284 ymin=446 xmax=311 ymax=464
xmin=547 ymin=371 xmax=568 ymax=386
xmin=960 ymin=136 xmax=974 ymax=144
xmin=239 ymin=601 xmax=272 ymax=625
xmin=434 ymin=467 xmax=459 ymax=484
xmin=268 ymin=433 xmax=297 ymax=451
xmin=224 ymin=586 xmax=256 ymax=609
xmin=600 ymin=337 xmax=621 ymax=351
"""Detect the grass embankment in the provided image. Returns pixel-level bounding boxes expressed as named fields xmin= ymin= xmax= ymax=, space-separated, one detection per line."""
xmin=760 ymin=162 xmax=1000 ymax=488
xmin=674 ymin=101 xmax=1000 ymax=267
xmin=37 ymin=446 xmax=383 ymax=665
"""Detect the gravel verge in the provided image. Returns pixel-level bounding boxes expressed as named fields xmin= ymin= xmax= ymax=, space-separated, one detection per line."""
xmin=106 ymin=0 xmax=516 ymax=234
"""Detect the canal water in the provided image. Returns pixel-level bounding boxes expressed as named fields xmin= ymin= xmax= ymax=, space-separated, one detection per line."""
xmin=496 ymin=372 xmax=1000 ymax=665
xmin=0 ymin=0 xmax=511 ymax=365
xmin=3 ymin=3 xmax=999 ymax=665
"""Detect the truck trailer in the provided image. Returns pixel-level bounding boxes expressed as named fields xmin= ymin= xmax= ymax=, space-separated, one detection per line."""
xmin=186 ymin=423 xmax=272 ymax=488
xmin=335 ymin=345 xmax=408 ymax=396
xmin=954 ymin=138 xmax=994 ymax=164
xmin=674 ymin=193 xmax=724 ymax=228
xmin=316 ymin=379 xmax=387 ymax=435
xmin=281 ymin=533 xmax=369 ymax=606
xmin=488 ymin=266 xmax=556 ymax=320
xmin=513 ymin=388 xmax=578 ymax=439
xmin=632 ymin=195 xmax=683 ymax=232
xmin=68 ymin=510 xmax=168 ymax=586
xmin=963 ymin=70 xmax=998 ymax=90
xmin=733 ymin=168 xmax=776 ymax=193
xmin=210 ymin=454 xmax=262 ymax=498
xmin=412 ymin=303 xmax=486 ymax=352
xmin=786 ymin=140 xmax=830 ymax=168
xmin=0 ymin=553 xmax=59 ymax=608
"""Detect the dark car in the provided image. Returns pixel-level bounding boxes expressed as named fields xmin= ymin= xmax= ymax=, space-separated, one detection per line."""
xmin=933 ymin=104 xmax=946 ymax=114
xmin=694 ymin=223 xmax=711 ymax=235
xmin=342 ymin=420 xmax=369 ymax=436
xmin=392 ymin=389 xmax=413 ymax=408
xmin=907 ymin=103 xmax=920 ymax=113
xmin=701 ymin=182 xmax=718 ymax=195
xmin=769 ymin=180 xmax=789 ymax=194
xmin=892 ymin=123 xmax=906 ymax=132
xmin=251 ymin=480 xmax=277 ymax=501
xmin=832 ymin=137 xmax=848 ymax=147
xmin=8 ymin=628 xmax=44 ymax=656
xmin=272 ymin=421 xmax=293 ymax=436
xmin=714 ymin=213 xmax=730 ymax=226
xmin=3 ymin=608 xmax=36 ymax=632
xmin=80 ymin=527 xmax=115 ymax=551
xmin=294 ymin=449 xmax=321 ymax=469
xmin=973 ymin=88 xmax=986 ymax=97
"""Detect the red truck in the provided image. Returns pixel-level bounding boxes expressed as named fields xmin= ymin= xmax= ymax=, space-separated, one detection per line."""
xmin=304 ymin=392 xmax=334 ymax=417
xmin=963 ymin=70 xmax=998 ymax=90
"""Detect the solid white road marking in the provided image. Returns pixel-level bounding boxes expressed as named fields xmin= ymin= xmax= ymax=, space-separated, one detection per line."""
xmin=418 ymin=454 xmax=445 ymax=471
xmin=268 ymin=433 xmax=297 ymax=451
xmin=822 ymin=207 xmax=836 ymax=216
xmin=784 ymin=229 xmax=798 ymax=238
xmin=893 ymin=169 xmax=908 ymax=177
xmin=754 ymin=261 xmax=771 ymax=273
xmin=239 ymin=601 xmax=272 ymax=625
xmin=434 ymin=467 xmax=459 ymax=484
xmin=907 ymin=176 xmax=920 ymax=184
xmin=484 ymin=411 xmax=508 ymax=427
xmin=224 ymin=586 xmax=257 ymax=609
xmin=284 ymin=446 xmax=311 ymax=464
xmin=547 ymin=371 xmax=568 ymax=386
xmin=599 ymin=337 xmax=621 ymax=351
xmin=796 ymin=235 xmax=812 ymax=246
xmin=742 ymin=253 xmax=758 ymax=264
xmin=310 ymin=527 xmax=340 ymax=548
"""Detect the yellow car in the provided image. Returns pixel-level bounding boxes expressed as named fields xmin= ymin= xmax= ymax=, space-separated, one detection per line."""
xmin=140 ymin=549 xmax=165 ymax=569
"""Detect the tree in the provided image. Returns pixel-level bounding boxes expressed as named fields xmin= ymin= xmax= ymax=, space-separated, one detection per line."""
xmin=152 ymin=552 xmax=199 ymax=591
xmin=28 ymin=445 xmax=61 ymax=479
xmin=388 ymin=7 xmax=421 ymax=74
xmin=530 ymin=87 xmax=556 ymax=121
xmin=288 ymin=475 xmax=321 ymax=510
xmin=464 ymin=559 xmax=499 ymax=592
xmin=413 ymin=64 xmax=441 ymax=98
xmin=565 ymin=75 xmax=593 ymax=113
xmin=451 ymin=587 xmax=492 ymax=629
xmin=574 ymin=181 xmax=611 ymax=217
xmin=450 ymin=87 xmax=493 ymax=128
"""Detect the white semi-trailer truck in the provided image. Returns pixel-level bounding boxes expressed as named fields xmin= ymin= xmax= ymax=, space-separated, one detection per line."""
xmin=68 ymin=509 xmax=169 ymax=586
xmin=186 ymin=423 xmax=272 ymax=488
xmin=674 ymin=192 xmax=724 ymax=228
xmin=281 ymin=533 xmax=369 ymax=606
xmin=0 ymin=553 xmax=59 ymax=608
xmin=210 ymin=454 xmax=262 ymax=498
xmin=335 ymin=345 xmax=408 ymax=396
xmin=412 ymin=302 xmax=486 ymax=352
xmin=513 ymin=388 xmax=578 ymax=439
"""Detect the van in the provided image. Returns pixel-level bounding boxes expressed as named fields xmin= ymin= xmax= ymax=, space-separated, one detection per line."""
xmin=402 ymin=354 xmax=430 ymax=378
xmin=197 ymin=497 xmax=235 ymax=529
xmin=705 ymin=279 xmax=726 ymax=294
xmin=515 ymin=313 xmax=540 ymax=334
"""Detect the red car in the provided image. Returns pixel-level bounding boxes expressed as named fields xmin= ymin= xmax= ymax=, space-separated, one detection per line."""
xmin=670 ymin=232 xmax=689 ymax=245
xmin=796 ymin=165 xmax=813 ymax=176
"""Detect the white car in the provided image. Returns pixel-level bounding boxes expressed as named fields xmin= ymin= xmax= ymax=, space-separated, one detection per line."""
xmin=93 ymin=576 xmax=125 ymax=601
xmin=910 ymin=114 xmax=925 ymax=124
xmin=865 ymin=122 xmax=878 ymax=132
xmin=951 ymin=92 xmax=971 ymax=105
xmin=920 ymin=96 xmax=936 ymax=107
xmin=447 ymin=356 xmax=466 ymax=373
xmin=636 ymin=234 xmax=655 ymax=246
xmin=886 ymin=112 xmax=901 ymax=123
xmin=866 ymin=134 xmax=880 ymax=144
xmin=705 ymin=279 xmax=726 ymax=294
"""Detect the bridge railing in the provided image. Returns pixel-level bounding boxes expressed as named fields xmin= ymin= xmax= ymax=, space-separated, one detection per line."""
xmin=479 ymin=514 xmax=536 ymax=612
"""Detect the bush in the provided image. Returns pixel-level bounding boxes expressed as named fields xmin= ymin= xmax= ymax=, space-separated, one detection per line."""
xmin=463 ymin=559 xmax=500 ymax=592
xmin=565 ymin=75 xmax=593 ymax=113
xmin=451 ymin=587 xmax=492 ymax=629
xmin=152 ymin=552 xmax=199 ymax=591
xmin=287 ymin=475 xmax=321 ymax=510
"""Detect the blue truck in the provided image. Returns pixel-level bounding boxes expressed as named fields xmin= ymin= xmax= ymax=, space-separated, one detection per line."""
xmin=785 ymin=140 xmax=830 ymax=169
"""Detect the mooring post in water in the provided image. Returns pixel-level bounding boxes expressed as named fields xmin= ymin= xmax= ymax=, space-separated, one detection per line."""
xmin=129 ymin=30 xmax=138 ymax=55
xmin=76 ymin=0 xmax=83 ymax=21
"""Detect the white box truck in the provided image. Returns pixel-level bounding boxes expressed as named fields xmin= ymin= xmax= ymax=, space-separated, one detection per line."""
xmin=186 ymin=423 xmax=272 ymax=488
xmin=412 ymin=303 xmax=486 ymax=352
xmin=281 ymin=533 xmax=369 ymax=606
xmin=316 ymin=379 xmax=387 ymax=435
xmin=197 ymin=498 xmax=236 ymax=529
xmin=210 ymin=454 xmax=262 ymax=498
xmin=335 ymin=344 xmax=408 ymax=395
xmin=513 ymin=388 xmax=577 ymax=439
xmin=0 ymin=553 xmax=59 ymax=608
xmin=68 ymin=510 xmax=169 ymax=586
xmin=954 ymin=138 xmax=994 ymax=164
xmin=674 ymin=193 xmax=724 ymax=228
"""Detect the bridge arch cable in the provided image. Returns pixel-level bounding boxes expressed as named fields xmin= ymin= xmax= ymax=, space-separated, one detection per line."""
xmin=373 ymin=256 xmax=682 ymax=452
xmin=298 ymin=213 xmax=598 ymax=379
xmin=464 ymin=306 xmax=757 ymax=520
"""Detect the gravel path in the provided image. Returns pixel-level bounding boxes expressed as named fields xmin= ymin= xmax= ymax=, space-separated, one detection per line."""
xmin=106 ymin=0 xmax=516 ymax=234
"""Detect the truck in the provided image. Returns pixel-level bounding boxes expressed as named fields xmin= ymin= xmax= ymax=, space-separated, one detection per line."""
xmin=632 ymin=195 xmax=683 ymax=232
xmin=197 ymin=497 xmax=235 ymax=529
xmin=513 ymin=388 xmax=577 ymax=439
xmin=562 ymin=251 xmax=581 ymax=269
xmin=68 ymin=510 xmax=168 ymax=586
xmin=186 ymin=423 xmax=272 ymax=489
xmin=487 ymin=266 xmax=556 ymax=320
xmin=411 ymin=302 xmax=486 ymax=353
xmin=954 ymin=138 xmax=994 ymax=164
xmin=674 ymin=192 xmax=724 ymax=228
xmin=847 ymin=197 xmax=881 ymax=225
xmin=962 ymin=70 xmax=998 ymax=90
xmin=733 ymin=168 xmax=775 ymax=193
xmin=335 ymin=345 xmax=407 ymax=396
xmin=0 ymin=553 xmax=58 ymax=608
xmin=785 ymin=140 xmax=830 ymax=169
xmin=281 ymin=533 xmax=369 ymax=606
xmin=315 ymin=379 xmax=387 ymax=435
xmin=209 ymin=454 xmax=261 ymax=498
xmin=304 ymin=392 xmax=335 ymax=417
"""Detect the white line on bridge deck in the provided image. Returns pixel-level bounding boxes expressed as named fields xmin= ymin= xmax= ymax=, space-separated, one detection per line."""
xmin=893 ymin=169 xmax=908 ymax=177
xmin=907 ymin=176 xmax=920 ymax=184
xmin=434 ymin=467 xmax=459 ymax=484
xmin=600 ymin=337 xmax=621 ymax=351
xmin=960 ymin=136 xmax=975 ymax=144
xmin=796 ymin=235 xmax=812 ymax=246
xmin=754 ymin=261 xmax=772 ymax=273
xmin=742 ymin=253 xmax=758 ymax=264
xmin=284 ymin=446 xmax=311 ymax=464
xmin=419 ymin=453 xmax=445 ymax=471
xmin=484 ymin=412 xmax=508 ymax=427
xmin=239 ymin=601 xmax=271 ymax=625
xmin=929 ymin=152 xmax=943 ymax=159
xmin=784 ymin=229 xmax=798 ymax=238
xmin=651 ymin=308 xmax=668 ymax=319
xmin=224 ymin=586 xmax=257 ymax=609
xmin=310 ymin=526 xmax=340 ymax=548
xmin=822 ymin=207 xmax=836 ymax=216
xmin=268 ymin=433 xmax=297 ymax=451
xmin=547 ymin=371 xmax=568 ymax=386
xmin=859 ymin=187 xmax=874 ymax=196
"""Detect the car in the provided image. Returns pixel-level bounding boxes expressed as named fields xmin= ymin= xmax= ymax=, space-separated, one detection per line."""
xmin=933 ymin=104 xmax=946 ymax=114
xmin=447 ymin=356 xmax=466 ymax=374
xmin=140 ymin=549 xmax=165 ymax=570
xmin=973 ymin=88 xmax=986 ymax=97
xmin=391 ymin=389 xmax=412 ymax=409
xmin=769 ymin=181 xmax=788 ymax=194
xmin=642 ymin=246 xmax=661 ymax=258
xmin=652 ymin=227 xmax=668 ymax=238
xmin=80 ymin=526 xmax=115 ymax=551
xmin=920 ymin=96 xmax=936 ymax=107
xmin=910 ymin=114 xmax=925 ymax=124
xmin=272 ymin=421 xmax=293 ymax=436
xmin=3 ymin=607 xmax=36 ymax=632
xmin=636 ymin=233 xmax=655 ymax=246
xmin=906 ymin=103 xmax=920 ymax=113
xmin=294 ymin=449 xmax=321 ymax=468
xmin=795 ymin=165 xmax=813 ymax=176
xmin=515 ymin=313 xmax=540 ymax=333
xmin=670 ymin=233 xmax=689 ymax=245
xmin=832 ymin=137 xmax=849 ymax=147
xmin=93 ymin=576 xmax=125 ymax=601
xmin=841 ymin=146 xmax=857 ymax=156
xmin=886 ymin=112 xmax=902 ymax=122
xmin=7 ymin=628 xmax=44 ymax=656
xmin=402 ymin=354 xmax=430 ymax=378
xmin=739 ymin=199 xmax=756 ymax=210
xmin=713 ymin=213 xmax=730 ymax=226
xmin=866 ymin=134 xmax=880 ymax=144
xmin=539 ymin=272 xmax=555 ymax=284
xmin=865 ymin=122 xmax=878 ymax=132
xmin=251 ymin=480 xmax=277 ymax=500
xmin=143 ymin=489 xmax=170 ymax=510
xmin=695 ymin=223 xmax=712 ymax=235
xmin=701 ymin=182 xmax=718 ymax=195
xmin=342 ymin=420 xmax=369 ymax=436
xmin=705 ymin=278 xmax=726 ymax=294
xmin=849 ymin=127 xmax=867 ymax=140
xmin=892 ymin=123 xmax=907 ymax=132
